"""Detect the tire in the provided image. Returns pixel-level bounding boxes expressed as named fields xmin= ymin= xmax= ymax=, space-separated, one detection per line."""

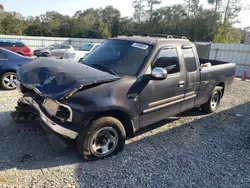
xmin=77 ymin=116 xmax=126 ymax=161
xmin=201 ymin=86 xmax=222 ymax=113
xmin=42 ymin=52 xmax=50 ymax=57
xmin=0 ymin=72 xmax=17 ymax=90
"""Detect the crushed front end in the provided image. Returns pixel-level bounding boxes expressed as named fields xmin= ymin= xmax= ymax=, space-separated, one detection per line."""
xmin=13 ymin=90 xmax=79 ymax=140
xmin=11 ymin=84 xmax=82 ymax=152
xmin=12 ymin=58 xmax=120 ymax=149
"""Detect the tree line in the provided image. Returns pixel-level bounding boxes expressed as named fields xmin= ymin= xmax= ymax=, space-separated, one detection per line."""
xmin=0 ymin=0 xmax=248 ymax=42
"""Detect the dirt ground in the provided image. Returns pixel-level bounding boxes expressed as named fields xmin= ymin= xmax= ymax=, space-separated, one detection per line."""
xmin=0 ymin=80 xmax=250 ymax=188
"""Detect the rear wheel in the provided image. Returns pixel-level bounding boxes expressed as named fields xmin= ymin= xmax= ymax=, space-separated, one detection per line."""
xmin=77 ymin=116 xmax=126 ymax=161
xmin=0 ymin=72 xmax=17 ymax=90
xmin=201 ymin=86 xmax=222 ymax=113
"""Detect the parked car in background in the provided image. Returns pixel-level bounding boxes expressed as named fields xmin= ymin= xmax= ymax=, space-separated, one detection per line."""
xmin=13 ymin=35 xmax=235 ymax=160
xmin=0 ymin=39 xmax=32 ymax=57
xmin=0 ymin=48 xmax=33 ymax=90
xmin=33 ymin=44 xmax=74 ymax=59
xmin=63 ymin=43 xmax=101 ymax=62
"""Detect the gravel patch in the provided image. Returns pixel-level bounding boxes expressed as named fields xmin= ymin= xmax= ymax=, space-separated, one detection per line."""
xmin=0 ymin=80 xmax=250 ymax=188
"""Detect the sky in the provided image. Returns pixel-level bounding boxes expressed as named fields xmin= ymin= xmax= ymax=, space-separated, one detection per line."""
xmin=1 ymin=0 xmax=249 ymax=28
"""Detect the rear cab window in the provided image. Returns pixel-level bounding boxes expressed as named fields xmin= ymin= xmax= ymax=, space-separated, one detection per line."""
xmin=153 ymin=47 xmax=180 ymax=75
xmin=182 ymin=48 xmax=198 ymax=72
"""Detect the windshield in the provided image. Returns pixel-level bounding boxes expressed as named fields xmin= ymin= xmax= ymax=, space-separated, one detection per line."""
xmin=81 ymin=40 xmax=152 ymax=76
xmin=80 ymin=43 xmax=94 ymax=51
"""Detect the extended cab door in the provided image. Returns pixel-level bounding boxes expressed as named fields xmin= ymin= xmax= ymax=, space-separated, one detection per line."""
xmin=139 ymin=46 xmax=186 ymax=128
xmin=180 ymin=44 xmax=201 ymax=112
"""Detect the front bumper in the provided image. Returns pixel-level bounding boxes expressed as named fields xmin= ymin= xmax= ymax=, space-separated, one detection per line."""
xmin=19 ymin=97 xmax=79 ymax=139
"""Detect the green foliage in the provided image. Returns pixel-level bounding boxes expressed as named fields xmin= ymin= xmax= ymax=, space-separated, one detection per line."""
xmin=207 ymin=0 xmax=221 ymax=12
xmin=214 ymin=25 xmax=243 ymax=43
xmin=102 ymin=6 xmax=121 ymax=37
xmin=0 ymin=1 xmax=245 ymax=42
xmin=133 ymin=0 xmax=147 ymax=23
xmin=147 ymin=0 xmax=161 ymax=30
xmin=0 ymin=12 xmax=25 ymax=35
xmin=89 ymin=19 xmax=111 ymax=38
xmin=222 ymin=0 xmax=242 ymax=25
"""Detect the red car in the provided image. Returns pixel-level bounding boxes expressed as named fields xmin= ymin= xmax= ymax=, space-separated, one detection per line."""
xmin=0 ymin=40 xmax=32 ymax=57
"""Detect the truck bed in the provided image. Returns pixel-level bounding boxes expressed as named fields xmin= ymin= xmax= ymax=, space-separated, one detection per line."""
xmin=194 ymin=58 xmax=236 ymax=107
xmin=199 ymin=58 xmax=230 ymax=66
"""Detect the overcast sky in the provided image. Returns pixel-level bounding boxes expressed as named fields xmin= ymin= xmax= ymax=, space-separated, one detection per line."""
xmin=1 ymin=0 xmax=249 ymax=28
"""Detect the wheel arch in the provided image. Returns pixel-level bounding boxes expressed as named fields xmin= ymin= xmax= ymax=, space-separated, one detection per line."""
xmin=0 ymin=69 xmax=16 ymax=77
xmin=216 ymin=82 xmax=225 ymax=97
xmin=89 ymin=109 xmax=136 ymax=138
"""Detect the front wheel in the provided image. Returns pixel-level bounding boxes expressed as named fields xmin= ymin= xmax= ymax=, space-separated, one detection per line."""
xmin=0 ymin=72 xmax=17 ymax=90
xmin=77 ymin=117 xmax=126 ymax=161
xmin=201 ymin=86 xmax=222 ymax=113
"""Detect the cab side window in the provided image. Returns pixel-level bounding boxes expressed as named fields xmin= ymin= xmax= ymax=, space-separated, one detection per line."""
xmin=182 ymin=48 xmax=197 ymax=72
xmin=154 ymin=48 xmax=180 ymax=74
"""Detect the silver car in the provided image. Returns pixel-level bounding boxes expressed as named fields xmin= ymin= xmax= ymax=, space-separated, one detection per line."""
xmin=63 ymin=43 xmax=101 ymax=62
xmin=33 ymin=44 xmax=74 ymax=59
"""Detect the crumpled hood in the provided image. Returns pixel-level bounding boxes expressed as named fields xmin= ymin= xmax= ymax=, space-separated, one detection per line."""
xmin=17 ymin=58 xmax=120 ymax=100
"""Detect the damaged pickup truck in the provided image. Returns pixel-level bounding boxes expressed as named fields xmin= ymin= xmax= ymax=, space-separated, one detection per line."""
xmin=12 ymin=35 xmax=236 ymax=160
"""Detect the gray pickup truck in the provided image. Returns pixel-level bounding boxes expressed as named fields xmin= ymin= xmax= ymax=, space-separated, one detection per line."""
xmin=13 ymin=34 xmax=235 ymax=160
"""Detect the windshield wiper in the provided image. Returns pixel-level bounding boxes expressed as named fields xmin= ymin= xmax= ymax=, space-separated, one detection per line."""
xmin=88 ymin=64 xmax=118 ymax=76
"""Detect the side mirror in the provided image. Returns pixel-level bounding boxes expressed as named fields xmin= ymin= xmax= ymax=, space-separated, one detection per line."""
xmin=151 ymin=67 xmax=167 ymax=80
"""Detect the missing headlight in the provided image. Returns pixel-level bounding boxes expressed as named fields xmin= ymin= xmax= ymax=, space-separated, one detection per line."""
xmin=43 ymin=99 xmax=73 ymax=122
xmin=56 ymin=106 xmax=71 ymax=121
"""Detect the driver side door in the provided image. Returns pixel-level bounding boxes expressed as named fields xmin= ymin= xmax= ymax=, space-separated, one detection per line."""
xmin=139 ymin=46 xmax=186 ymax=128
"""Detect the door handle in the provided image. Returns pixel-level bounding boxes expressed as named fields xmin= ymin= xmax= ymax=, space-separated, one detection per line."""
xmin=178 ymin=81 xmax=185 ymax=87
